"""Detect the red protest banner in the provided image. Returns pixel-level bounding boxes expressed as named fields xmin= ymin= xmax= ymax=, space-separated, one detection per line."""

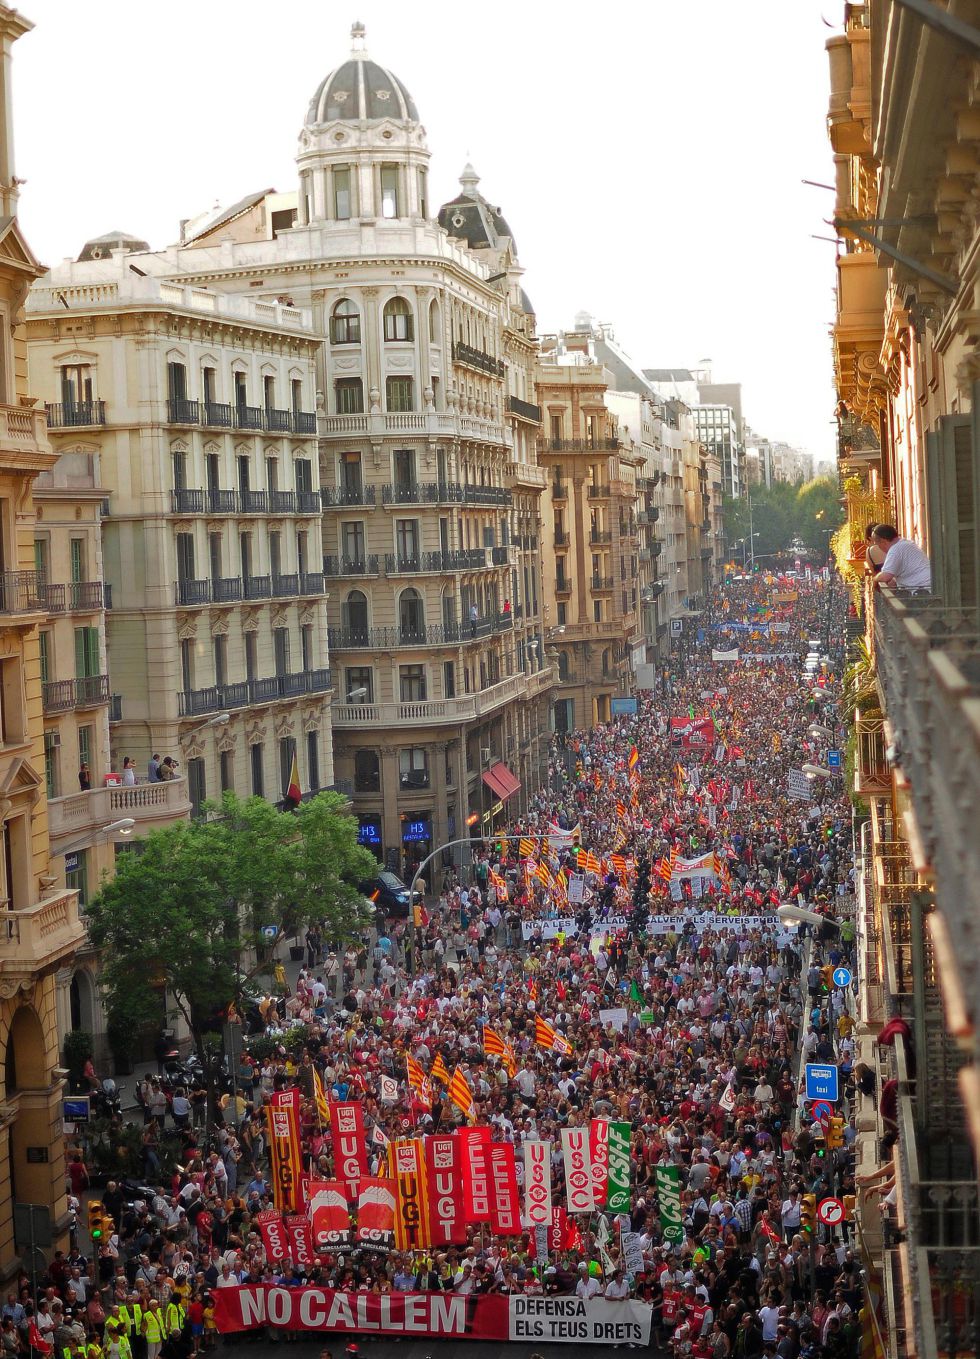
xmin=392 ymin=1138 xmax=430 ymax=1251
xmin=355 ymin=1177 xmax=396 ymax=1254
xmin=266 ymin=1089 xmax=303 ymax=1214
xmin=589 ymin=1119 xmax=609 ymax=1208
xmin=425 ymin=1134 xmax=465 ymax=1245
xmin=255 ymin=1209 xmax=289 ymax=1263
xmin=283 ymin=1214 xmax=314 ymax=1266
xmin=329 ymin=1101 xmax=366 ymax=1194
xmin=458 ymin=1125 xmax=492 ymax=1223
xmin=488 ymin=1142 xmax=521 ymax=1235
xmin=669 ymin=717 xmax=716 ymax=750
xmin=307 ymin=1180 xmax=351 ymax=1249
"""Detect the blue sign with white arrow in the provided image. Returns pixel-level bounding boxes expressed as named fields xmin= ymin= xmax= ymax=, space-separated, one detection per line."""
xmin=805 ymin=1063 xmax=839 ymax=1102
xmin=832 ymin=966 xmax=851 ymax=988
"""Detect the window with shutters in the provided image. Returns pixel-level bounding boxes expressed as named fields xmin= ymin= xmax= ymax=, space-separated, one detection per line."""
xmin=307 ymin=731 xmax=320 ymax=792
xmin=386 ymin=376 xmax=414 ymax=412
xmin=219 ymin=749 xmax=233 ymax=793
xmin=927 ymin=415 xmax=976 ymax=611
xmin=335 ymin=378 xmax=364 ymax=414
xmin=188 ymin=758 xmax=206 ymax=819
xmin=70 ymin=538 xmax=86 ymax=584
xmin=250 ymin=743 xmax=264 ymax=798
xmin=74 ymin=627 xmax=100 ymax=679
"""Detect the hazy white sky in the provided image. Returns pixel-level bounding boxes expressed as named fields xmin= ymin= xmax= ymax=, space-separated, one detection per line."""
xmin=16 ymin=0 xmax=839 ymax=463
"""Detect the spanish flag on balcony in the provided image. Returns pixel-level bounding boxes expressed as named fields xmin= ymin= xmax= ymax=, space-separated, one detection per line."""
xmin=284 ymin=747 xmax=301 ymax=808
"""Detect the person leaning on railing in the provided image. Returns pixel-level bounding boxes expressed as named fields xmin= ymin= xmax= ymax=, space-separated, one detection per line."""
xmin=871 ymin=525 xmax=932 ymax=593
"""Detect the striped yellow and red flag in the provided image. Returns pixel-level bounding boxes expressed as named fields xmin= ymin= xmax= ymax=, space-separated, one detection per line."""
xmin=431 ymin=1052 xmax=450 ymax=1086
xmin=448 ymin=1066 xmax=476 ymax=1123
xmin=312 ymin=1065 xmax=331 ymax=1126
xmin=628 ymin=746 xmax=639 ymax=772
xmin=535 ymin=1015 xmax=574 ymax=1056
xmin=592 ymin=770 xmax=603 ymax=790
xmin=519 ymin=837 xmax=536 ymax=860
xmin=483 ymin=1026 xmax=517 ymax=1077
xmin=612 ymin=827 xmax=628 ymax=851
xmin=527 ymin=976 xmax=538 ymax=1002
xmin=586 ymin=850 xmax=601 ymax=875
xmin=615 ymin=800 xmax=627 ymax=820
xmin=534 ymin=861 xmax=554 ymax=889
xmin=406 ymin=1054 xmax=427 ymax=1092
xmin=610 ymin=853 xmax=628 ymax=882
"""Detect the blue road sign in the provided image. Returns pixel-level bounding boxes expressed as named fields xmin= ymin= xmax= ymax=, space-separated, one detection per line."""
xmin=832 ymin=966 xmax=852 ymax=988
xmin=805 ymin=1064 xmax=839 ymax=1102
xmin=827 ymin=749 xmax=841 ymax=769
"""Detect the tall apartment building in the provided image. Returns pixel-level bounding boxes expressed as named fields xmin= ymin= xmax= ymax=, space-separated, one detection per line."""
xmin=827 ymin=5 xmax=980 ymax=1355
xmin=26 ymin=269 xmax=332 ymax=816
xmin=0 ymin=3 xmax=86 ymax=1269
xmin=537 ymin=333 xmax=642 ymax=729
xmin=112 ymin=27 xmax=553 ymax=871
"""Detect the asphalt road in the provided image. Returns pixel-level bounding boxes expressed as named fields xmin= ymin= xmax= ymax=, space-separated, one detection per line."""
xmin=218 ymin=1339 xmax=659 ymax=1358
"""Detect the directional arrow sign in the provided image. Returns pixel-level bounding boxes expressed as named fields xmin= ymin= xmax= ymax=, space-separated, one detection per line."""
xmin=832 ymin=967 xmax=852 ymax=988
xmin=818 ymin=1197 xmax=845 ymax=1227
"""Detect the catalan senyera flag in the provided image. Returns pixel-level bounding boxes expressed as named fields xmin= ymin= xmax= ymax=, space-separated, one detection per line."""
xmin=483 ymin=1026 xmax=517 ymax=1078
xmin=406 ymin=1054 xmax=428 ymax=1093
xmin=312 ymin=1065 xmax=331 ymax=1126
xmin=518 ymin=837 xmax=536 ymax=860
xmin=612 ymin=827 xmax=628 ymax=851
xmin=431 ymin=1053 xmax=450 ymax=1086
xmin=615 ymin=800 xmax=627 ymax=820
xmin=628 ymin=746 xmax=639 ymax=772
xmin=610 ymin=853 xmax=628 ymax=882
xmin=535 ymin=1014 xmax=573 ymax=1057
xmin=489 ymin=868 xmax=508 ymax=901
xmin=586 ymin=850 xmax=601 ymax=875
xmin=447 ymin=1066 xmax=476 ymax=1122
xmin=534 ymin=861 xmax=554 ymax=889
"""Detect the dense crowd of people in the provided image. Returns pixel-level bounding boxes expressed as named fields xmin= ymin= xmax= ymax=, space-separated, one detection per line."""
xmin=31 ymin=571 xmax=865 ymax=1357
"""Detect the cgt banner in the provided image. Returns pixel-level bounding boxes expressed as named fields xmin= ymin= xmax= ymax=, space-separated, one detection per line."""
xmin=212 ymin=1286 xmax=652 ymax=1347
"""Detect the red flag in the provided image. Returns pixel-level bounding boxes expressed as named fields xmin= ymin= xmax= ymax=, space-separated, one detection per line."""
xmin=308 ymin=1179 xmax=351 ymax=1249
xmin=355 ymin=1177 xmax=396 ymax=1253
xmin=425 ymin=1134 xmax=465 ymax=1245
xmin=459 ymin=1125 xmax=492 ymax=1223
xmin=283 ymin=1213 xmax=314 ymax=1265
xmin=330 ymin=1101 xmax=367 ymax=1194
xmin=255 ymin=1208 xmax=289 ymax=1263
xmin=589 ymin=1118 xmax=609 ymax=1208
xmin=488 ymin=1142 xmax=521 ymax=1235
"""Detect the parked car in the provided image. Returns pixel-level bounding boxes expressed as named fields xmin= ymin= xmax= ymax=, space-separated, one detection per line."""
xmin=359 ymin=871 xmax=418 ymax=919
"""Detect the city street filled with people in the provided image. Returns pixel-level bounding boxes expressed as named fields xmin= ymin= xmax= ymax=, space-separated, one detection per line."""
xmin=18 ymin=573 xmax=868 ymax=1359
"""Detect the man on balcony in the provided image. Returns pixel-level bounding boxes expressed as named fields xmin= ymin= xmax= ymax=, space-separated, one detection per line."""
xmin=872 ymin=525 xmax=931 ymax=593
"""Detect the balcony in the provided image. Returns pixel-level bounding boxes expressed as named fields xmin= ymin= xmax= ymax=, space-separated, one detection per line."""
xmin=271 ymin=573 xmax=299 ymax=598
xmin=203 ymin=401 xmax=234 ymax=428
xmin=297 ymin=491 xmax=320 ymax=513
xmin=452 ymin=340 xmax=505 ymax=378
xmin=299 ymin=572 xmax=324 ymax=595
xmin=490 ymin=546 xmax=510 ymax=566
xmin=0 ymin=890 xmax=86 ymax=976
xmin=174 ymin=578 xmax=212 ymax=606
xmin=589 ymin=530 xmax=612 ymax=544
xmin=167 ymin=398 xmax=200 ymax=425
xmin=269 ymin=490 xmax=296 ymax=514
xmin=176 ymin=669 xmax=331 ymax=716
xmin=41 ymin=675 xmax=110 ymax=713
xmin=294 ymin=411 xmax=317 ymax=435
xmin=265 ymin=408 xmax=292 ymax=434
xmin=322 ymin=555 xmax=380 ymax=578
xmin=172 ymin=489 xmax=205 ymax=514
xmin=327 ymin=614 xmax=514 ymax=650
xmin=238 ymin=489 xmax=268 ymax=513
xmin=44 ymin=400 xmax=106 ymax=428
xmin=637 ymin=507 xmax=660 ymax=525
xmin=213 ymin=576 xmax=242 ymax=603
xmin=332 ymin=669 xmax=530 ymax=728
xmin=243 ymin=575 xmax=272 ymax=600
xmin=321 ymin=486 xmax=376 ymax=508
xmin=69 ymin=581 xmax=105 ymax=611
xmin=462 ymin=485 xmax=512 ymax=506
xmin=591 ymin=576 xmax=614 ymax=592
xmin=539 ymin=438 xmax=619 ymax=453
xmin=506 ymin=395 xmax=542 ymax=423
xmin=587 ymin=485 xmax=610 ymax=499
xmin=48 ymin=778 xmax=191 ymax=845
xmin=552 ymin=482 xmax=567 ymax=500
xmin=0 ymin=570 xmax=46 ymax=615
xmin=554 ymin=530 xmax=568 ymax=548
xmin=555 ymin=578 xmax=572 ymax=596
xmin=207 ymin=488 xmax=237 ymax=513
xmin=235 ymin=404 xmax=264 ymax=431
xmin=381 ymin=482 xmax=464 ymax=506
xmin=383 ymin=549 xmax=487 ymax=575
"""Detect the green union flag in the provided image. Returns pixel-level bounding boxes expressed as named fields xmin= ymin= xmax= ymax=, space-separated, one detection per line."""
xmin=605 ymin=1121 xmax=632 ymax=1213
xmin=655 ymin=1163 xmax=685 ymax=1243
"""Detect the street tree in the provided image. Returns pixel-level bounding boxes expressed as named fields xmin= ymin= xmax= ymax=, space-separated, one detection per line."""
xmin=86 ymin=792 xmax=377 ymax=1097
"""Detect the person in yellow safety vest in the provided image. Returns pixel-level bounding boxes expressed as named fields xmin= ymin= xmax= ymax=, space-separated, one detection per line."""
xmin=141 ymin=1300 xmax=163 ymax=1359
xmin=104 ymin=1309 xmax=127 ymax=1348
xmin=164 ymin=1296 xmax=186 ymax=1340
xmin=104 ymin=1325 xmax=131 ymax=1359
xmin=85 ymin=1341 xmax=103 ymax=1359
xmin=125 ymin=1297 xmax=145 ymax=1359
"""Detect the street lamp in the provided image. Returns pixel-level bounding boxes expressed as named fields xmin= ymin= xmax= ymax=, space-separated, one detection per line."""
xmin=347 ymin=686 xmax=367 ymax=702
xmin=777 ymin=902 xmax=839 ymax=930
xmin=801 ymin=763 xmax=833 ymax=779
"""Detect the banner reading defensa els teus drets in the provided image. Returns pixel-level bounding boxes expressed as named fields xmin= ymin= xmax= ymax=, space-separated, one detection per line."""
xmin=211 ymin=1285 xmax=653 ymax=1347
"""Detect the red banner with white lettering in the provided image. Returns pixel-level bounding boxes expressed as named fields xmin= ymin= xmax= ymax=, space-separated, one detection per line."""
xmin=355 ymin=1177 xmax=396 ymax=1254
xmin=210 ymin=1286 xmax=653 ymax=1347
xmin=283 ymin=1214 xmax=314 ymax=1266
xmin=488 ymin=1142 xmax=521 ymax=1235
xmin=308 ymin=1180 xmax=351 ymax=1249
xmin=425 ymin=1134 xmax=465 ymax=1245
xmin=523 ymin=1139 xmax=552 ymax=1228
xmin=392 ymin=1138 xmax=430 ymax=1250
xmin=589 ymin=1118 xmax=609 ymax=1208
xmin=329 ymin=1101 xmax=366 ymax=1194
xmin=266 ymin=1089 xmax=303 ymax=1214
xmin=256 ymin=1209 xmax=289 ymax=1263
xmin=459 ymin=1125 xmax=492 ymax=1223
xmin=550 ymin=1205 xmax=568 ymax=1254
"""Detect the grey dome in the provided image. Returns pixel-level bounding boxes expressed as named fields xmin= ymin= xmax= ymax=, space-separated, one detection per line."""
xmin=437 ymin=164 xmax=517 ymax=253
xmin=77 ymin=230 xmax=149 ymax=262
xmin=305 ymin=23 xmax=419 ymax=125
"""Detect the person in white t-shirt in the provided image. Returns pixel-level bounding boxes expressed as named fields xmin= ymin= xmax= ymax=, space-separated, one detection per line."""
xmin=873 ymin=525 xmax=932 ymax=591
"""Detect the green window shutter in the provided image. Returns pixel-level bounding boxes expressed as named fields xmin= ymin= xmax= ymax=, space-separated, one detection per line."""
xmin=929 ymin=416 xmax=975 ymax=611
xmin=74 ymin=627 xmax=100 ymax=678
xmin=74 ymin=627 xmax=85 ymax=680
xmin=70 ymin=539 xmax=84 ymax=584
xmin=39 ymin=631 xmax=49 ymax=685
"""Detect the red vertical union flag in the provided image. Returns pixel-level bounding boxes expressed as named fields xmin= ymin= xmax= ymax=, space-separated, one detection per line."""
xmin=424 ymin=1134 xmax=465 ymax=1245
xmin=330 ymin=1101 xmax=367 ymax=1194
xmin=458 ymin=1125 xmax=492 ymax=1223
xmin=255 ymin=1208 xmax=289 ymax=1263
xmin=283 ymin=1214 xmax=314 ymax=1266
xmin=488 ymin=1142 xmax=521 ymax=1235
xmin=550 ymin=1204 xmax=568 ymax=1254
xmin=355 ymin=1177 xmax=396 ymax=1253
xmin=392 ymin=1138 xmax=430 ymax=1250
xmin=266 ymin=1088 xmax=303 ymax=1213
xmin=307 ymin=1179 xmax=351 ymax=1249
xmin=589 ymin=1118 xmax=609 ymax=1208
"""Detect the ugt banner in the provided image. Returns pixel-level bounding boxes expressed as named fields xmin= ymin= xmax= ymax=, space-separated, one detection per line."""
xmin=392 ymin=1138 xmax=430 ymax=1250
xmin=266 ymin=1089 xmax=303 ymax=1214
xmin=329 ymin=1102 xmax=366 ymax=1194
xmin=425 ymin=1135 xmax=465 ymax=1245
xmin=211 ymin=1286 xmax=652 ymax=1347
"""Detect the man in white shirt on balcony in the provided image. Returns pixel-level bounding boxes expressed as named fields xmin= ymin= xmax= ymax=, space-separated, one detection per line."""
xmin=873 ymin=525 xmax=932 ymax=592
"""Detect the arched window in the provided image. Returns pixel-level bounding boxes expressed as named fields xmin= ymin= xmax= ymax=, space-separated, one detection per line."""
xmin=428 ymin=300 xmax=440 ymax=344
xmin=384 ymin=297 xmax=413 ymax=342
xmin=354 ymin=750 xmax=380 ymax=792
xmin=399 ymin=587 xmax=425 ymax=641
xmin=342 ymin=589 xmax=368 ymax=643
xmin=330 ymin=298 xmax=360 ymax=345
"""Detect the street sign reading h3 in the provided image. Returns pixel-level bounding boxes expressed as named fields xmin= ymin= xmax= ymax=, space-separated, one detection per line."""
xmin=805 ymin=1063 xmax=839 ymax=1102
xmin=832 ymin=966 xmax=851 ymax=988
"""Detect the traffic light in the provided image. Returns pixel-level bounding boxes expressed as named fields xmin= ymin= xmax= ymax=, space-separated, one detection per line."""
xmin=825 ymin=1116 xmax=845 ymax=1150
xmin=87 ymin=1201 xmax=106 ymax=1241
xmin=820 ymin=965 xmax=834 ymax=993
xmin=801 ymin=1194 xmax=817 ymax=1234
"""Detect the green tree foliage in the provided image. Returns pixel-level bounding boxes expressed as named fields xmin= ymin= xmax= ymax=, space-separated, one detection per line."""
xmin=723 ymin=476 xmax=843 ymax=563
xmin=86 ymin=792 xmax=377 ymax=1065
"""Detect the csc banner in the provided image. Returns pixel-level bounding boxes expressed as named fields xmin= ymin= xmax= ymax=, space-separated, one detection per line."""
xmin=211 ymin=1286 xmax=652 ymax=1347
xmin=392 ymin=1139 xmax=430 ymax=1250
xmin=283 ymin=1214 xmax=314 ymax=1266
xmin=255 ymin=1209 xmax=288 ymax=1264
xmin=266 ymin=1089 xmax=303 ymax=1214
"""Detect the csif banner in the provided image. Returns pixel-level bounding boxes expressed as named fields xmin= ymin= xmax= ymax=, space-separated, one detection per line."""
xmin=605 ymin=1121 xmax=632 ymax=1214
xmin=654 ymin=1163 xmax=685 ymax=1244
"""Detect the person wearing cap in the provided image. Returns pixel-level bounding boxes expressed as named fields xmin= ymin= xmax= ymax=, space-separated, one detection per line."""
xmin=141 ymin=1301 xmax=163 ymax=1359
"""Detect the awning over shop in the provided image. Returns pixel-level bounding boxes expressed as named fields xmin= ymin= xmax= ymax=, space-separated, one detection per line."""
xmin=482 ymin=761 xmax=521 ymax=802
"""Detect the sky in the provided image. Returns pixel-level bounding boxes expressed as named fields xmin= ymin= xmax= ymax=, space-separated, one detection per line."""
xmin=15 ymin=0 xmax=840 ymax=466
